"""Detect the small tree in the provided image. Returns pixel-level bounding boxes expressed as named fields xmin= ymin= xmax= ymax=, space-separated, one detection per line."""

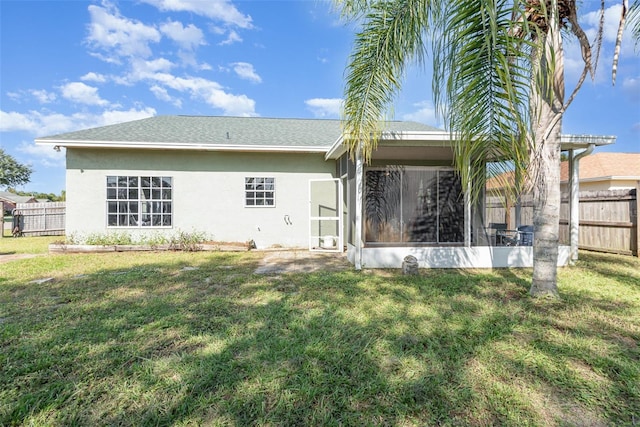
xmin=0 ymin=149 xmax=32 ymax=189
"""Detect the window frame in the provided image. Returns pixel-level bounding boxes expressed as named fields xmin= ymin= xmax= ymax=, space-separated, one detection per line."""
xmin=106 ymin=175 xmax=173 ymax=228
xmin=244 ymin=177 xmax=276 ymax=208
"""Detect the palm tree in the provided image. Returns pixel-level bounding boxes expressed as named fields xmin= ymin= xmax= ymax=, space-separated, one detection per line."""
xmin=337 ymin=0 xmax=637 ymax=297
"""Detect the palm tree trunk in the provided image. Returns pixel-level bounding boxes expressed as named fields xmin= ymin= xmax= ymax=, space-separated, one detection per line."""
xmin=529 ymin=1 xmax=564 ymax=298
xmin=530 ymin=111 xmax=562 ymax=297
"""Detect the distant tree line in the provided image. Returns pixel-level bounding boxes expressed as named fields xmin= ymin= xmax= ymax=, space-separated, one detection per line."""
xmin=4 ymin=188 xmax=65 ymax=202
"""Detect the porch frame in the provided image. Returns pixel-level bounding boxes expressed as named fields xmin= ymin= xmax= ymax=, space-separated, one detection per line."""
xmin=326 ymin=131 xmax=615 ymax=269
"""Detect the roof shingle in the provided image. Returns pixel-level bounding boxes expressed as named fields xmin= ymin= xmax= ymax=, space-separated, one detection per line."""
xmin=560 ymin=152 xmax=640 ymax=181
xmin=36 ymin=115 xmax=440 ymax=149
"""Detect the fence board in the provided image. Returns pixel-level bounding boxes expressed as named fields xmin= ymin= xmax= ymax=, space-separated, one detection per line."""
xmin=486 ymin=188 xmax=638 ymax=256
xmin=14 ymin=202 xmax=66 ymax=236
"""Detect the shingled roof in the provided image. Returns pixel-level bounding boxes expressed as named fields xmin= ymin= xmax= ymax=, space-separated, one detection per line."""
xmin=35 ymin=115 xmax=440 ymax=151
xmin=486 ymin=152 xmax=639 ymax=190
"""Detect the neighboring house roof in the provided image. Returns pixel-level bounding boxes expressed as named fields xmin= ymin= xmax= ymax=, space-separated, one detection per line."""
xmin=35 ymin=115 xmax=441 ymax=153
xmin=486 ymin=171 xmax=515 ymax=191
xmin=560 ymin=152 xmax=640 ymax=182
xmin=486 ymin=151 xmax=639 ymax=190
xmin=0 ymin=191 xmax=36 ymax=204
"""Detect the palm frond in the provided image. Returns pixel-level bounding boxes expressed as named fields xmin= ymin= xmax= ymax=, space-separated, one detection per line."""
xmin=433 ymin=0 xmax=537 ymax=204
xmin=340 ymin=0 xmax=435 ymax=163
xmin=334 ymin=0 xmax=377 ymax=20
xmin=612 ymin=0 xmax=629 ymax=85
xmin=630 ymin=1 xmax=640 ymax=44
xmin=566 ymin=0 xmax=595 ymax=79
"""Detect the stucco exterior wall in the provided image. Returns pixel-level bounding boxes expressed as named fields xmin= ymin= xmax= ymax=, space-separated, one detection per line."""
xmin=66 ymin=148 xmax=336 ymax=248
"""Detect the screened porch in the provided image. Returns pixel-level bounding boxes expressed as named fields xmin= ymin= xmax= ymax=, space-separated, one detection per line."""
xmin=327 ymin=131 xmax=613 ymax=269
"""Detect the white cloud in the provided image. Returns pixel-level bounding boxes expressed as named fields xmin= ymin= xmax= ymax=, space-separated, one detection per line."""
xmin=81 ymin=72 xmax=108 ymax=83
xmin=305 ymin=98 xmax=342 ymax=118
xmin=231 ymin=62 xmax=262 ymax=83
xmin=401 ymin=101 xmax=441 ymax=127
xmin=150 ymin=85 xmax=171 ymax=101
xmin=0 ymin=110 xmax=38 ymax=132
xmin=199 ymin=62 xmax=213 ymax=71
xmin=581 ymin=4 xmax=625 ymax=44
xmin=60 ymin=82 xmax=110 ymax=106
xmin=99 ymin=108 xmax=157 ymax=126
xmin=7 ymin=92 xmax=22 ymax=102
xmin=175 ymin=51 xmax=211 ymax=70
xmin=317 ymin=48 xmax=329 ymax=64
xmin=18 ymin=141 xmax=65 ymax=168
xmin=622 ymin=76 xmax=640 ymax=102
xmin=146 ymin=73 xmax=257 ymax=116
xmin=218 ymin=29 xmax=242 ymax=45
xmin=160 ymin=20 xmax=206 ymax=50
xmin=86 ymin=3 xmax=161 ymax=61
xmin=567 ymin=3 xmax=638 ymax=83
xmin=0 ymin=107 xmax=156 ymax=136
xmin=130 ymin=58 xmax=176 ymax=77
xmin=150 ymin=85 xmax=183 ymax=107
xmin=29 ymin=89 xmax=57 ymax=104
xmin=141 ymin=0 xmax=253 ymax=29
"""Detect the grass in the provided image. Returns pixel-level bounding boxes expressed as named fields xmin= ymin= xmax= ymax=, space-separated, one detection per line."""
xmin=0 ymin=235 xmax=61 ymax=253
xmin=1 ymin=238 xmax=638 ymax=426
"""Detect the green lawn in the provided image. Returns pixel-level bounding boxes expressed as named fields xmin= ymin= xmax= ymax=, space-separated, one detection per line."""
xmin=1 ymin=239 xmax=638 ymax=426
xmin=0 ymin=235 xmax=61 ymax=252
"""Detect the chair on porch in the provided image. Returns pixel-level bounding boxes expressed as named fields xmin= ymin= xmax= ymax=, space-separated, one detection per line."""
xmin=488 ymin=223 xmax=507 ymax=246
xmin=517 ymin=225 xmax=534 ymax=246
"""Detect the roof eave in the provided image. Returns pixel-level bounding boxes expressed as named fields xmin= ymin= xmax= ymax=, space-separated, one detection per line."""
xmin=35 ymin=139 xmax=330 ymax=154
xmin=559 ymin=134 xmax=616 ymax=150
xmin=324 ymin=130 xmax=454 ymax=160
xmin=561 ymin=175 xmax=640 ymax=183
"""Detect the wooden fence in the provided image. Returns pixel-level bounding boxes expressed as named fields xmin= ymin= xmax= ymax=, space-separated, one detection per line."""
xmin=486 ymin=186 xmax=638 ymax=257
xmin=12 ymin=202 xmax=65 ymax=236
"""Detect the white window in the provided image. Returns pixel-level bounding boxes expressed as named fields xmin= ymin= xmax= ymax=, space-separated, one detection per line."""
xmin=106 ymin=176 xmax=172 ymax=227
xmin=245 ymin=177 xmax=275 ymax=207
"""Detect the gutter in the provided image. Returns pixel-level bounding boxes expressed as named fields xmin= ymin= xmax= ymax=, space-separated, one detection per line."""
xmin=36 ymin=140 xmax=329 ymax=154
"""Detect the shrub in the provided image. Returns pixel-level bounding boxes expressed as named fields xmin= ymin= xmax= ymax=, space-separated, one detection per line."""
xmin=168 ymin=230 xmax=208 ymax=252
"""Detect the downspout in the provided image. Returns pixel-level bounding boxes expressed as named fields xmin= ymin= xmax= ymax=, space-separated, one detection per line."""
xmin=569 ymin=143 xmax=595 ymax=263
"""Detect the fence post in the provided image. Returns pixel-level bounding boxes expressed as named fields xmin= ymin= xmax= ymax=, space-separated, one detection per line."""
xmin=636 ymin=181 xmax=639 ymax=258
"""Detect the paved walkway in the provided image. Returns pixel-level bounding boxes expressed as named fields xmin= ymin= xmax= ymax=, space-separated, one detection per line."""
xmin=253 ymin=250 xmax=350 ymax=274
xmin=0 ymin=253 xmax=42 ymax=264
xmin=0 ymin=248 xmax=351 ymax=273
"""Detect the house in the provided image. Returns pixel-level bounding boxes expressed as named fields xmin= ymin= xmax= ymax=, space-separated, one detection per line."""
xmin=560 ymin=152 xmax=640 ymax=192
xmin=0 ymin=191 xmax=37 ymax=215
xmin=35 ymin=115 xmax=615 ymax=269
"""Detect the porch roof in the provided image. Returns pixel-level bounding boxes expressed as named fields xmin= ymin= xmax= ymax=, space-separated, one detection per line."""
xmin=326 ymin=132 xmax=617 ymax=161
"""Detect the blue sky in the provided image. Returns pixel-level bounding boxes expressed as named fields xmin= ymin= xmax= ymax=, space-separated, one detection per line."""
xmin=1 ymin=0 xmax=638 ymax=194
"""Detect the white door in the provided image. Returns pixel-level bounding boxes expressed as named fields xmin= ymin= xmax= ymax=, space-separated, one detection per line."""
xmin=309 ymin=179 xmax=343 ymax=252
